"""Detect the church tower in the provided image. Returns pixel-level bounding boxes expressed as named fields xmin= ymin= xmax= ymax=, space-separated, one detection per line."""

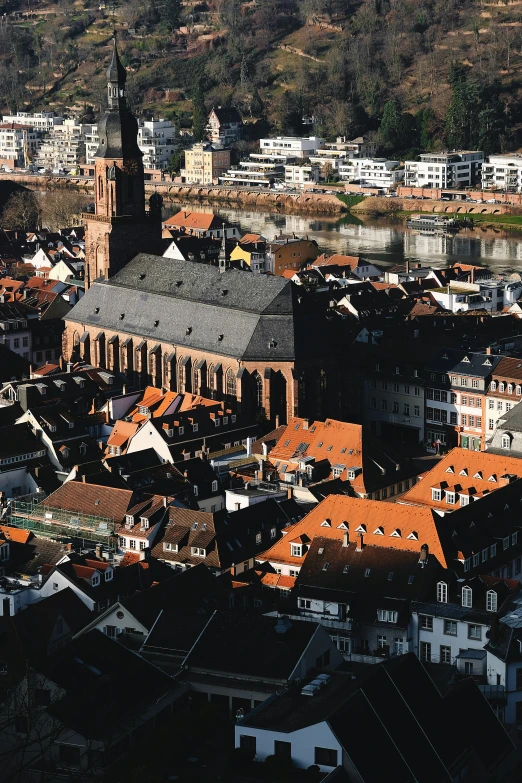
xmin=85 ymin=37 xmax=162 ymax=289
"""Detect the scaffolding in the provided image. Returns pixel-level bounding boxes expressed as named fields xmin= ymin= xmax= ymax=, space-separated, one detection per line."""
xmin=8 ymin=499 xmax=117 ymax=546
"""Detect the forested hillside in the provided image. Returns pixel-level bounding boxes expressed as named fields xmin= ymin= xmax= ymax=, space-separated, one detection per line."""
xmin=1 ymin=0 xmax=522 ymax=154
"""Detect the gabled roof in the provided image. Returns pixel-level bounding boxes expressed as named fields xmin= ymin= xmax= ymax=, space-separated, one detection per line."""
xmin=163 ymin=211 xmax=224 ymax=231
xmin=400 ymin=447 xmax=522 ymax=509
xmin=42 ymin=481 xmax=137 ymax=522
xmin=311 ymin=253 xmax=360 ymax=270
xmin=259 ymin=494 xmax=447 ymax=567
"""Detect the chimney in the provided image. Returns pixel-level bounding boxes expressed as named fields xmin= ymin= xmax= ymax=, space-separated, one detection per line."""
xmin=183 ymin=470 xmax=189 ymax=479
xmin=262 ymin=442 xmax=268 ymax=458
xmin=486 ymin=346 xmax=492 ymax=355
xmin=122 ymin=384 xmax=127 ymax=395
xmin=230 ymin=562 xmax=236 ymax=576
xmin=67 ymin=361 xmax=73 ymax=373
xmin=419 ymin=543 xmax=429 ymax=565
xmin=287 ymin=486 xmax=293 ymax=500
xmin=275 ymin=414 xmax=280 ymax=428
xmin=417 ymin=262 xmax=422 ymax=269
xmin=303 ymin=418 xmax=310 ymax=431
xmin=95 ymin=543 xmax=103 ymax=559
xmin=356 ymin=532 xmax=364 ymax=552
xmin=471 ymin=267 xmax=475 ymax=284
xmin=342 ymin=530 xmax=349 ymax=548
xmin=66 ymin=542 xmax=73 ymax=552
xmin=82 ymin=473 xmax=87 ymax=483
xmin=246 ymin=436 xmax=253 ymax=457
xmin=405 ymin=259 xmax=410 ymax=274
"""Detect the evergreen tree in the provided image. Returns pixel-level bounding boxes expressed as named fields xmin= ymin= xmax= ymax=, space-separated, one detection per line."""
xmin=161 ymin=0 xmax=181 ymax=31
xmin=379 ymin=99 xmax=402 ymax=149
xmin=191 ymin=81 xmax=207 ymax=142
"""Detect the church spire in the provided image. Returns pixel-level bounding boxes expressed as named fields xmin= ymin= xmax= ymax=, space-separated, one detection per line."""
xmin=106 ymin=36 xmax=127 ymax=110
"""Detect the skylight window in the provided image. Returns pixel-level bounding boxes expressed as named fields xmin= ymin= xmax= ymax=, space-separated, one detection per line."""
xmin=388 ymin=572 xmax=394 ymax=581
xmin=365 ymin=569 xmax=371 ymax=577
xmin=343 ymin=565 xmax=349 ymax=573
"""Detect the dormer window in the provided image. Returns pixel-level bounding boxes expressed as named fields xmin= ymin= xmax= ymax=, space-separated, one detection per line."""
xmin=460 ymin=494 xmax=470 ymax=507
xmin=508 ymin=384 xmax=514 ymax=394
xmin=431 ymin=488 xmax=442 ymax=502
xmin=193 ymin=423 xmax=198 ymax=433
xmin=437 ymin=581 xmax=448 ymax=603
xmin=138 ymin=405 xmax=149 ymax=415
xmin=179 ymin=426 xmax=184 ymax=435
xmin=291 ymin=543 xmax=303 ymax=557
xmin=140 ymin=517 xmax=149 ymax=530
xmin=92 ymin=574 xmax=100 ymax=587
xmin=271 ymin=527 xmax=277 ymax=539
xmin=194 ymin=485 xmax=199 ymax=497
xmin=490 ymin=381 xmax=497 ymax=391
xmin=105 ymin=569 xmax=113 ymax=582
xmin=462 ymin=586 xmax=472 ymax=608
xmin=214 ymin=419 xmax=220 ymax=427
xmin=499 ymin=382 xmax=505 ymax=393
xmin=125 ymin=515 xmax=134 ymax=528
xmin=445 ymin=491 xmax=455 ymax=505
xmin=223 ymin=417 xmax=228 ymax=425
xmin=501 ymin=434 xmax=512 ymax=450
xmin=211 ymin=480 xmax=218 ymax=492
xmin=190 ymin=546 xmax=206 ymax=557
xmin=517 ymin=385 xmax=521 ymax=396
xmin=256 ymin=532 xmax=262 ymax=544
xmin=486 ymin=590 xmax=497 ymax=612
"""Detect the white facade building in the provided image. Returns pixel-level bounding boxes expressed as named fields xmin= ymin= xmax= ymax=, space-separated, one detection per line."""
xmin=33 ymin=119 xmax=91 ymax=172
xmin=482 ymin=154 xmax=522 ymax=193
xmin=137 ymin=118 xmax=176 ymax=169
xmin=404 ymin=151 xmax=484 ymax=189
xmin=219 ymin=154 xmax=289 ymax=188
xmin=284 ymin=164 xmax=320 ymax=187
xmin=0 ymin=124 xmax=39 ymax=168
xmin=259 ymin=136 xmax=324 ymax=159
xmin=339 ymin=157 xmax=404 ymax=190
xmin=2 ymin=111 xmax=64 ymax=132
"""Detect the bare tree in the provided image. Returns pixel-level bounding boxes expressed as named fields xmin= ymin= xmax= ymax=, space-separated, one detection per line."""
xmin=40 ymin=189 xmax=87 ymax=230
xmin=1 ymin=192 xmax=41 ymax=231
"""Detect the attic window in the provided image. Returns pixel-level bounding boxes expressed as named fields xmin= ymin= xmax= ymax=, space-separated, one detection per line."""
xmin=94 ymin=307 xmax=100 ymax=314
xmin=154 ymin=320 xmax=159 ymax=327
xmin=406 ymin=531 xmax=418 ymax=540
xmin=408 ymin=575 xmax=414 ymax=584
xmin=139 ymin=273 xmax=146 ymax=280
xmin=218 ymin=334 xmax=224 ymax=341
xmin=268 ymin=339 xmax=277 ymax=349
xmin=119 ymin=313 xmax=125 ymax=320
xmin=388 ymin=572 xmax=394 ymax=580
xmin=221 ymin=290 xmax=228 ymax=296
xmin=320 ymin=519 xmax=331 ymax=527
xmin=459 ymin=469 xmax=468 ymax=477
xmin=284 ymin=440 xmax=291 ymax=447
xmin=343 ymin=564 xmax=349 ymax=574
xmin=176 ymin=280 xmax=183 ymax=287
xmin=462 ymin=355 xmax=470 ymax=363
xmin=365 ymin=569 xmax=371 ymax=577
xmin=373 ymin=527 xmax=384 ymax=535
xmin=390 ymin=529 xmax=401 ymax=538
xmin=186 ymin=327 xmax=192 ymax=335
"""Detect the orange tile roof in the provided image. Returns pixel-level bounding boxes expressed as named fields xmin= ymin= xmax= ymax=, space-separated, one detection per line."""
xmin=32 ymin=363 xmax=61 ymax=377
xmin=0 ymin=525 xmax=32 ymax=544
xmin=258 ymin=494 xmax=446 ymax=566
xmin=281 ymin=269 xmax=297 ymax=279
xmin=372 ymin=282 xmax=399 ymax=290
xmin=311 ymin=253 xmax=359 ymax=270
xmin=107 ymin=420 xmax=139 ymax=450
xmin=400 ymin=447 xmax=522 ymax=510
xmin=268 ymin=417 xmax=366 ymax=490
xmin=259 ymin=572 xmax=295 ymax=590
xmin=72 ymin=564 xmax=98 ymax=579
xmin=164 ymin=210 xmax=221 ymax=231
xmin=240 ymin=233 xmax=264 ymax=244
xmin=120 ymin=552 xmax=140 ymax=567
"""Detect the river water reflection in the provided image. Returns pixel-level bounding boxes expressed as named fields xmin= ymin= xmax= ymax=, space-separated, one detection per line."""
xmin=169 ymin=202 xmax=522 ymax=275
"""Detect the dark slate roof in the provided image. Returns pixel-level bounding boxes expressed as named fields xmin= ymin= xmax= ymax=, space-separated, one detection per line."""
xmin=0 ymin=422 xmax=45 ymax=460
xmin=65 ymin=254 xmax=335 ymax=361
xmin=426 ymin=348 xmax=502 ymax=377
xmin=43 ymin=630 xmax=173 ymax=740
xmin=184 ymin=611 xmax=319 ymax=680
xmin=7 ymin=535 xmax=68 ymax=577
xmin=211 ymin=106 xmax=242 ymax=124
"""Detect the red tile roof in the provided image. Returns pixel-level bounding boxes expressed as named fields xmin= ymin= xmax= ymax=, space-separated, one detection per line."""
xmin=311 ymin=253 xmax=359 ymax=270
xmin=163 ymin=211 xmax=222 ymax=231
xmin=400 ymin=447 xmax=522 ymax=509
xmin=259 ymin=494 xmax=446 ymax=566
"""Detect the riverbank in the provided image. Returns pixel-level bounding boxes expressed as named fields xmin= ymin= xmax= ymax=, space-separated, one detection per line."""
xmin=0 ymin=172 xmax=346 ymax=217
xmin=351 ymin=195 xmax=519 ymax=219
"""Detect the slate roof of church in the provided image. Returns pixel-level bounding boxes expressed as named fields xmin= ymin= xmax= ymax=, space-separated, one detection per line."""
xmin=65 ymin=254 xmax=334 ymax=361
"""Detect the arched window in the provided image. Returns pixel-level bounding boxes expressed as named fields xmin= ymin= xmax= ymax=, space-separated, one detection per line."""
xmin=436 ymin=581 xmax=448 ymax=603
xmin=499 ymin=382 xmax=505 ymax=393
xmin=501 ymin=434 xmax=511 ymax=450
xmin=252 ymin=371 xmax=263 ymax=410
xmin=486 ymin=590 xmax=497 ymax=612
xmin=490 ymin=381 xmax=497 ymax=392
xmin=225 ymin=368 xmax=236 ymax=398
xmin=508 ymin=383 xmax=514 ymax=394
xmin=462 ymin=586 xmax=472 ymax=608
xmin=98 ymin=176 xmax=104 ymax=199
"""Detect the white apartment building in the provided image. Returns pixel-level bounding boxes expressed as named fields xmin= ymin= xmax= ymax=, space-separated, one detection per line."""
xmin=0 ymin=124 xmax=39 ymax=168
xmin=284 ymin=163 xmax=320 ymax=187
xmin=2 ymin=111 xmax=64 ymax=132
xmin=259 ymin=136 xmax=324 ymax=159
xmin=137 ymin=118 xmax=175 ymax=169
xmin=482 ymin=154 xmax=522 ymax=193
xmin=340 ymin=158 xmax=404 ymax=190
xmin=309 ymin=137 xmax=378 ymax=174
xmin=219 ymin=154 xmax=290 ymax=188
xmin=33 ymin=119 xmax=91 ymax=172
xmin=85 ymin=118 xmax=175 ymax=169
xmin=404 ymin=151 xmax=484 ymax=189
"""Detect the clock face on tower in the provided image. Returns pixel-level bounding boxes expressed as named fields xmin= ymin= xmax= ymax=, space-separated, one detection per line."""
xmin=124 ymin=159 xmax=139 ymax=175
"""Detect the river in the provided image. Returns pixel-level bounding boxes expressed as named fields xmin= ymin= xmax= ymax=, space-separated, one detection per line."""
xmin=167 ymin=202 xmax=522 ymax=276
